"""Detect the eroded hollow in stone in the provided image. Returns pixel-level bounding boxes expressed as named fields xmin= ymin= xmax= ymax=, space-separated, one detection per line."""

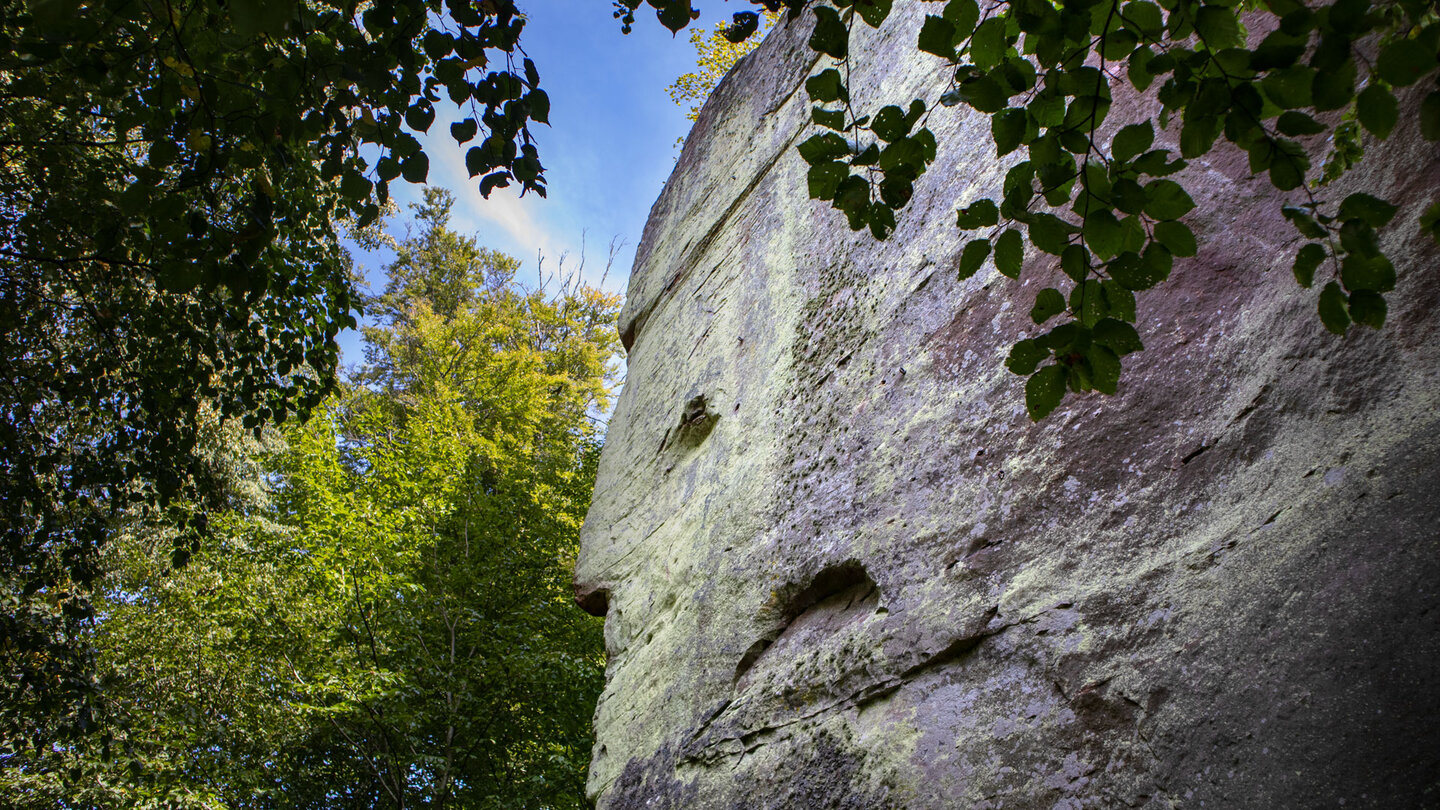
xmin=734 ymin=561 xmax=881 ymax=683
xmin=672 ymin=393 xmax=718 ymax=450
xmin=574 ymin=584 xmax=610 ymax=618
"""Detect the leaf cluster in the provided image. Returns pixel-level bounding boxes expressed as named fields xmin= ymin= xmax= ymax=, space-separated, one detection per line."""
xmin=734 ymin=0 xmax=1440 ymax=420
xmin=0 ymin=0 xmax=556 ymax=749
xmin=2 ymin=202 xmax=621 ymax=808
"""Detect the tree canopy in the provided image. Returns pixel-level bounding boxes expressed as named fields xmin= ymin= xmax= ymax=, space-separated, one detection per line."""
xmin=1 ymin=191 xmax=618 ymax=807
xmin=668 ymin=10 xmax=780 ymax=123
xmin=0 ymin=0 xmax=550 ymax=750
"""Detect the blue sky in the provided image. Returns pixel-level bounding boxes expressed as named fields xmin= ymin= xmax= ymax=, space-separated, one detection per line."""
xmin=339 ymin=1 xmax=754 ymax=363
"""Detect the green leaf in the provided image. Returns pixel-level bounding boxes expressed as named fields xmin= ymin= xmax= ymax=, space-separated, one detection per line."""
xmin=806 ymin=69 xmax=847 ymax=103
xmin=995 ymin=228 xmax=1024 ymax=278
xmin=1133 ymin=149 xmax=1186 ymax=177
xmin=957 ymin=75 xmax=1010 ymax=113
xmin=1340 ymin=251 xmax=1395 ymax=292
xmin=465 ymin=146 xmax=486 ymax=178
xmin=1142 ymin=179 xmax=1195 ymax=220
xmin=1375 ymin=37 xmax=1438 ymax=88
xmin=809 ymin=6 xmax=849 ymax=59
xmin=869 ymin=201 xmax=898 ymax=240
xmin=1142 ymin=241 xmax=1173 ymax=280
xmin=1252 ymin=29 xmax=1307 ymax=70
xmin=1276 ymin=111 xmax=1326 ymax=136
xmin=1154 ymin=220 xmax=1197 ymax=257
xmin=1318 ymin=281 xmax=1351 ymax=334
xmin=1339 ymin=218 xmax=1381 ymax=257
xmin=1180 ymin=114 xmax=1222 ymax=158
xmin=856 ymin=0 xmax=893 ymax=28
xmin=450 ymin=119 xmax=478 ymax=144
xmin=1347 ymin=289 xmax=1387 ymax=328
xmin=528 ymin=89 xmax=551 ymax=124
xmin=1107 ymin=250 xmax=1164 ymax=290
xmin=956 ymin=198 xmax=1000 ymax=229
xmin=1086 ymin=345 xmax=1122 ymax=395
xmin=1061 ymin=244 xmax=1090 ymax=283
xmin=148 ymin=139 xmax=179 ymax=168
xmin=1041 ymin=321 xmax=1088 ymax=353
xmin=405 ymin=103 xmax=436 ymax=133
xmin=232 ymin=0 xmax=293 ymax=37
xmin=1194 ymin=6 xmax=1243 ymax=49
xmin=1311 ymin=57 xmax=1357 ymax=111
xmin=1031 ymin=288 xmax=1067 ymax=324
xmin=1112 ymin=122 xmax=1154 ymax=163
xmin=1260 ymin=65 xmax=1315 ymax=109
xmin=1292 ymin=243 xmax=1326 ymax=287
xmin=1007 ymin=339 xmax=1050 ymax=374
xmin=1356 ymin=83 xmax=1398 ymax=139
xmin=836 ymin=176 xmax=871 ymax=226
xmin=1121 ymin=1 xmax=1164 ymax=36
xmin=1084 ymin=210 xmax=1124 ymax=260
xmin=1069 ymin=279 xmax=1106 ymax=326
xmin=401 ymin=153 xmax=429 ymax=184
xmin=798 ymin=133 xmax=849 ymax=165
xmin=970 ymin=18 xmax=1007 ymax=70
xmin=1100 ymin=281 xmax=1137 ymax=323
xmin=1028 ymin=213 xmax=1076 ymax=255
xmin=1422 ymin=92 xmax=1440 ymax=141
xmin=872 ymin=105 xmax=912 ymax=142
xmin=1094 ymin=317 xmax=1143 ymax=354
xmin=1101 ymin=28 xmax=1139 ymax=61
xmin=943 ymin=0 xmax=980 ymax=36
xmin=878 ymin=175 xmax=914 ymax=208
xmin=1283 ymin=206 xmax=1328 ymax=239
xmin=1338 ymin=192 xmax=1398 ymax=228
xmin=991 ymin=108 xmax=1027 ymax=156
xmin=1110 ymin=178 xmax=1148 ymax=215
xmin=1421 ymin=200 xmax=1440 ymax=244
xmin=1267 ymin=139 xmax=1309 ymax=190
xmin=958 ymin=238 xmax=991 ymax=279
xmin=813 ymin=106 xmax=847 ymax=131
xmin=1026 ymin=364 xmax=1067 ymax=420
xmin=917 ymin=15 xmax=957 ymax=59
xmin=807 ymin=162 xmax=848 ymax=199
xmin=657 ymin=0 xmax=696 ymax=33
xmin=340 ymin=170 xmax=371 ymax=201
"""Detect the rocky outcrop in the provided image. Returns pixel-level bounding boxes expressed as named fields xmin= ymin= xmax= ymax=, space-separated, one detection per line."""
xmin=575 ymin=5 xmax=1440 ymax=808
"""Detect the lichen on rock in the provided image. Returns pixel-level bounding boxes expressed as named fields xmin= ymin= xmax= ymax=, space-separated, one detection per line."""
xmin=575 ymin=5 xmax=1440 ymax=809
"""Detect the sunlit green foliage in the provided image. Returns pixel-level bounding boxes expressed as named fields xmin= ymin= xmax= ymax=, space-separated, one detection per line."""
xmin=668 ymin=11 xmax=781 ymax=123
xmin=0 ymin=0 xmax=549 ymax=747
xmin=0 ymin=192 xmax=620 ymax=808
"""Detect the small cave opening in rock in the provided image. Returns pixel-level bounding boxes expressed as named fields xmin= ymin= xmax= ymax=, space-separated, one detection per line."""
xmin=574 ymin=584 xmax=610 ymax=618
xmin=733 ymin=560 xmax=881 ymax=683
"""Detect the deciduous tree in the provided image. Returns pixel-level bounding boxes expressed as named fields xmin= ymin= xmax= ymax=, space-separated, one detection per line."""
xmin=0 ymin=192 xmax=619 ymax=807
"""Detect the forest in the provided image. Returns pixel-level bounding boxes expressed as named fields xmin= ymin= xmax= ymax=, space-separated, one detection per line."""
xmin=5 ymin=187 xmax=618 ymax=806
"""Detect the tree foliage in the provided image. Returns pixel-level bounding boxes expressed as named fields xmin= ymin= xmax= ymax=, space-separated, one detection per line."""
xmin=0 ymin=192 xmax=619 ymax=808
xmin=668 ymin=11 xmax=780 ymax=123
xmin=0 ymin=0 xmax=548 ymax=749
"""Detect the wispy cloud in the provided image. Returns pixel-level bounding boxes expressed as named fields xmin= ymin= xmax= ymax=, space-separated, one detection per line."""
xmin=430 ymin=142 xmax=563 ymax=266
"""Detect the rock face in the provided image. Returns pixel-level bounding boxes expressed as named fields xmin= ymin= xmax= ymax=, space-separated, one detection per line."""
xmin=575 ymin=6 xmax=1440 ymax=808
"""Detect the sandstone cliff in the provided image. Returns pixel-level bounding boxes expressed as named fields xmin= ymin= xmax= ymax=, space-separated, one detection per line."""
xmin=575 ymin=5 xmax=1440 ymax=808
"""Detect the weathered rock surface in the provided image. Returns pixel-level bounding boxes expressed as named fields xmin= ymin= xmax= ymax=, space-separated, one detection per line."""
xmin=576 ymin=5 xmax=1440 ymax=808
